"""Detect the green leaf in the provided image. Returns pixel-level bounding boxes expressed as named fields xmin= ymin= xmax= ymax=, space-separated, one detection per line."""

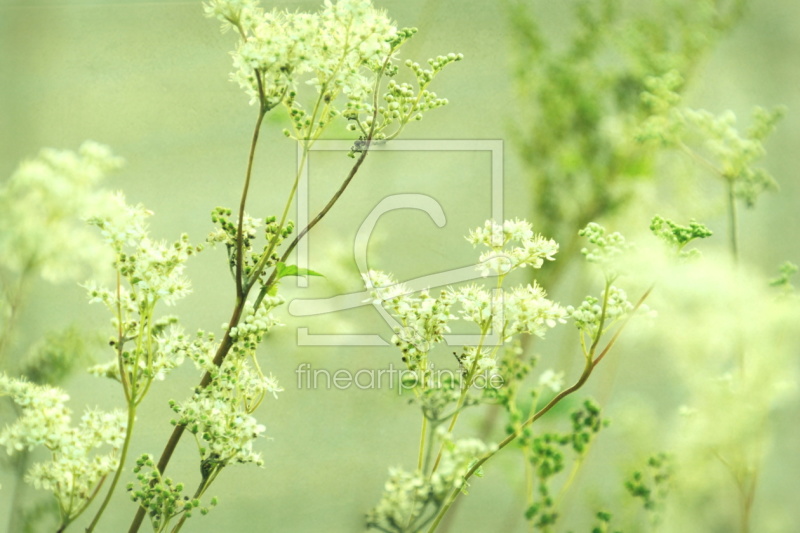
xmin=274 ymin=262 xmax=325 ymax=280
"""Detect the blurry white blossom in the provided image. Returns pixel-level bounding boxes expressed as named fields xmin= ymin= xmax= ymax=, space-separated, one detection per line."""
xmin=0 ymin=141 xmax=121 ymax=283
xmin=0 ymin=374 xmax=126 ymax=522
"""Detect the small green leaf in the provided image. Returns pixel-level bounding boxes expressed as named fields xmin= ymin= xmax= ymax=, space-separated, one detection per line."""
xmin=275 ymin=262 xmax=325 ymax=280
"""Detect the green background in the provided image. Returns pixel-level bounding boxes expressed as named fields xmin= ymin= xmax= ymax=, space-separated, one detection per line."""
xmin=1 ymin=1 xmax=799 ymax=532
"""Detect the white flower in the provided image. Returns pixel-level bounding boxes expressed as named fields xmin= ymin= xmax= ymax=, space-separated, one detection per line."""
xmin=0 ymin=142 xmax=122 ymax=283
xmin=538 ymin=369 xmax=565 ymax=393
xmin=0 ymin=375 xmax=126 ymax=520
xmin=469 ymin=219 xmax=559 ymax=277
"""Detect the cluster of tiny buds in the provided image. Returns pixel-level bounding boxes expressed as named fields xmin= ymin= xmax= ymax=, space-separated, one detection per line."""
xmin=386 ymin=26 xmax=417 ymax=50
xmin=579 ymin=222 xmax=631 ymax=266
xmin=227 ymin=297 xmax=283 ymax=346
xmin=128 ymin=454 xmax=218 ymax=526
xmin=406 ymin=53 xmax=464 ymax=85
xmin=264 ymin=216 xmax=294 ymax=240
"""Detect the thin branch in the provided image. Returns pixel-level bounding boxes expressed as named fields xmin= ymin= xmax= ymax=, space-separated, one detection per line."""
xmin=425 ymin=284 xmax=654 ymax=533
xmin=235 ymin=109 xmax=268 ymax=297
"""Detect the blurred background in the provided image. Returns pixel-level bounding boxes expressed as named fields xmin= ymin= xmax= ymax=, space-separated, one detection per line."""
xmin=1 ymin=0 xmax=799 ymax=531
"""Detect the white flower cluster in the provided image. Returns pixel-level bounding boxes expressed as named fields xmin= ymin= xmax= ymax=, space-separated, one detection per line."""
xmin=537 ymin=368 xmax=565 ymax=393
xmin=88 ymin=194 xmax=195 ymax=307
xmin=364 ymin=220 xmax=564 ymax=394
xmin=449 ymin=282 xmax=566 ymax=341
xmin=448 ymin=284 xmax=497 ymax=330
xmin=638 ymin=70 xmax=783 ymax=207
xmin=502 ymin=283 xmax=568 ymax=337
xmin=207 ymin=0 xmax=461 ymax=146
xmin=432 ymin=433 xmax=493 ymax=493
xmin=366 ymin=467 xmax=433 ymax=532
xmin=366 ymin=433 xmax=492 ymax=531
xmin=171 ymin=299 xmax=284 ymax=472
xmin=467 ymin=219 xmax=559 ymax=277
xmin=0 ymin=141 xmax=121 ymax=283
xmin=458 ymin=346 xmax=500 ymax=379
xmin=206 ymin=0 xmax=395 ymax=112
xmin=363 ymin=270 xmax=454 ymax=367
xmin=0 ymin=374 xmax=125 ymax=521
xmin=169 ymin=368 xmax=275 ymax=471
xmin=84 ymin=195 xmax=198 ymax=405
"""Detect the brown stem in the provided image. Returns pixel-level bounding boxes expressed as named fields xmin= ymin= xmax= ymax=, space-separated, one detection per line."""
xmin=130 ymin=56 xmax=390 ymax=533
xmin=235 ymin=109 xmax=268 ymax=298
xmin=127 ymin=301 xmax=244 ymax=532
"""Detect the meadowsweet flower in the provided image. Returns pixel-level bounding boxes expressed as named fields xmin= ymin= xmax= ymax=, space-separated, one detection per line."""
xmin=503 ymin=283 xmax=567 ymax=338
xmin=449 ymin=284 xmax=496 ymax=330
xmin=0 ymin=142 xmax=121 ymax=283
xmin=171 ymin=298 xmax=284 ymax=474
xmin=363 ymin=270 xmax=410 ymax=303
xmin=208 ymin=0 xmax=397 ymax=114
xmin=468 ymin=219 xmax=559 ymax=277
xmin=364 ymin=270 xmax=454 ymax=367
xmin=451 ymin=282 xmax=565 ymax=340
xmin=0 ymin=375 xmax=126 ymax=523
xmin=538 ymin=369 xmax=565 ymax=393
xmin=367 ymin=433 xmax=491 ymax=531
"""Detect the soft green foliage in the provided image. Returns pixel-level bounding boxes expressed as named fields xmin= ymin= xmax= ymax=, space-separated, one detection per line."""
xmin=769 ymin=261 xmax=798 ymax=293
xmin=624 ymin=452 xmax=672 ymax=526
xmin=639 ymin=78 xmax=785 ymax=207
xmin=524 ymin=400 xmax=609 ymax=531
xmin=649 ymin=215 xmax=712 ymax=259
xmin=507 ymin=0 xmax=745 ymax=248
xmin=18 ymin=327 xmax=96 ymax=387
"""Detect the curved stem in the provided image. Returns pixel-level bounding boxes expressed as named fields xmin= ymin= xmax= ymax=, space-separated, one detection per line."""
xmin=245 ymin=148 xmax=310 ymax=295
xmin=429 ymin=328 xmax=491 ymax=474
xmin=425 ymin=284 xmax=653 ymax=533
xmin=727 ymin=180 xmax=739 ymax=266
xmin=128 ymin=300 xmax=244 ymax=532
xmin=130 ymin=61 xmax=388 ymax=532
xmin=170 ymin=470 xmax=217 ymax=533
xmin=253 ymin=55 xmax=391 ymax=309
xmin=85 ymin=404 xmax=137 ymax=532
